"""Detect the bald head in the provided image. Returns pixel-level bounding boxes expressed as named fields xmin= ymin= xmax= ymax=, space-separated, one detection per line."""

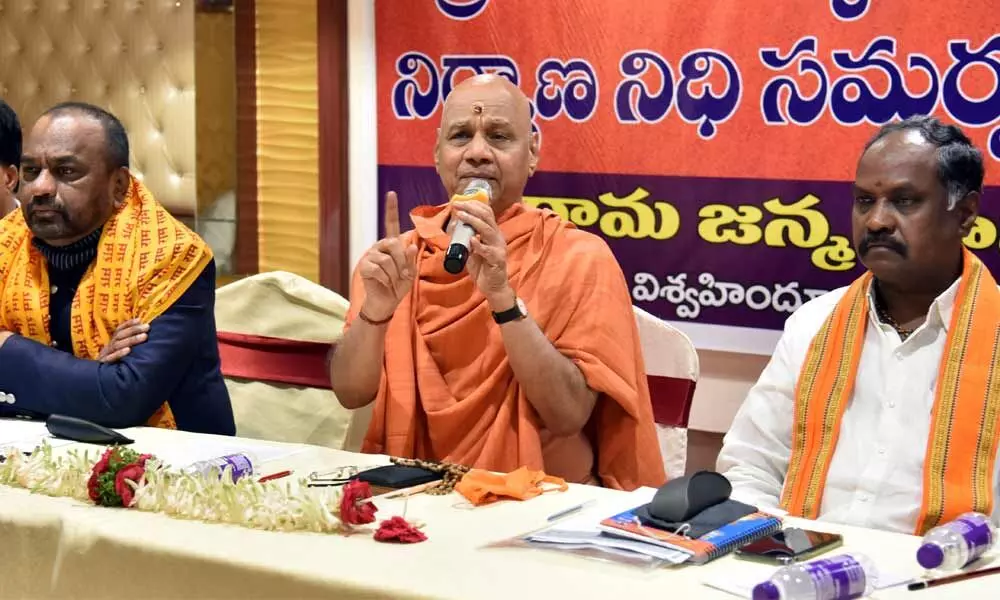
xmin=434 ymin=74 xmax=539 ymax=213
xmin=440 ymin=74 xmax=532 ymax=136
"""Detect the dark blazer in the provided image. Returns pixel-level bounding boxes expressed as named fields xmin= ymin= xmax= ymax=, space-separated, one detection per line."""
xmin=0 ymin=260 xmax=235 ymax=434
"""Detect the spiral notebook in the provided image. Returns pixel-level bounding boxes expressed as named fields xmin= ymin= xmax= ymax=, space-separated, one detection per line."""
xmin=599 ymin=506 xmax=782 ymax=564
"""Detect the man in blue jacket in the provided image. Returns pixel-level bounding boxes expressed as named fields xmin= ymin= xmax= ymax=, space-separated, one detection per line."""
xmin=0 ymin=102 xmax=235 ymax=435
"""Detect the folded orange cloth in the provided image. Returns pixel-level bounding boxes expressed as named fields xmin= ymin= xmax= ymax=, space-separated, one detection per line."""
xmin=455 ymin=466 xmax=569 ymax=506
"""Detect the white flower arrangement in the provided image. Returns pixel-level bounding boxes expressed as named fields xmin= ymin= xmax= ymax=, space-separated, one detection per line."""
xmin=0 ymin=442 xmax=361 ymax=534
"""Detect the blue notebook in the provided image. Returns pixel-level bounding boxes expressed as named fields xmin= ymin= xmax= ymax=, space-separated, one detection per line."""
xmin=599 ymin=506 xmax=782 ymax=564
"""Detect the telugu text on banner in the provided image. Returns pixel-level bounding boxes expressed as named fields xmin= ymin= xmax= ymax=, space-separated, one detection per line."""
xmin=375 ymin=0 xmax=1000 ymax=354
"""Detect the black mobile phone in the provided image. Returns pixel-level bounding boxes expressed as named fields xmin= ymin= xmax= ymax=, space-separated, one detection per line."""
xmin=735 ymin=527 xmax=844 ymax=564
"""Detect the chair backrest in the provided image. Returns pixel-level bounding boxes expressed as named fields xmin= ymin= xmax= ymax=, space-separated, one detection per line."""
xmin=215 ymin=271 xmax=371 ymax=451
xmin=632 ymin=306 xmax=699 ymax=428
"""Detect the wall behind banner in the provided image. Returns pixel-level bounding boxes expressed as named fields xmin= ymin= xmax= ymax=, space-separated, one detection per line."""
xmin=254 ymin=0 xmax=320 ymax=282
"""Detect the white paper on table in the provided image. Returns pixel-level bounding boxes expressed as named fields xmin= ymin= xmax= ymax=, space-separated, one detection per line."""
xmin=702 ymin=559 xmax=915 ymax=598
xmin=0 ymin=419 xmax=75 ymax=454
xmin=522 ymin=486 xmax=691 ymax=565
xmin=526 ymin=539 xmax=662 ymax=561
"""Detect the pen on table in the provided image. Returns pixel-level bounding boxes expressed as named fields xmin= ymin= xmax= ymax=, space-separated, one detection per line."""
xmin=908 ymin=565 xmax=1000 ymax=591
xmin=257 ymin=470 xmax=292 ymax=483
xmin=547 ymin=499 xmax=596 ymax=522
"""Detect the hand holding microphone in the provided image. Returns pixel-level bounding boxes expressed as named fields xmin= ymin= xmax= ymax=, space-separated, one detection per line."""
xmin=444 ymin=179 xmax=492 ymax=274
xmin=447 ymin=180 xmax=513 ymax=308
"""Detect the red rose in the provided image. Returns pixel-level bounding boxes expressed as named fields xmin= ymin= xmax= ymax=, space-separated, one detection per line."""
xmin=88 ymin=448 xmax=117 ymax=502
xmin=87 ymin=471 xmax=101 ymax=502
xmin=339 ymin=480 xmax=377 ymax=525
xmin=114 ymin=464 xmax=146 ymax=507
xmin=374 ymin=516 xmax=427 ymax=543
xmin=93 ymin=448 xmax=114 ymax=475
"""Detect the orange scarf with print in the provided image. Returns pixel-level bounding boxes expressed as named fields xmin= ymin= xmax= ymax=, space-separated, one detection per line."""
xmin=0 ymin=176 xmax=213 ymax=429
xmin=781 ymin=248 xmax=1000 ymax=534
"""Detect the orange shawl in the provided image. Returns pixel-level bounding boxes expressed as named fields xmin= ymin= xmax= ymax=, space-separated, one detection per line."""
xmin=346 ymin=202 xmax=665 ymax=490
xmin=0 ymin=176 xmax=213 ymax=429
xmin=781 ymin=248 xmax=1000 ymax=534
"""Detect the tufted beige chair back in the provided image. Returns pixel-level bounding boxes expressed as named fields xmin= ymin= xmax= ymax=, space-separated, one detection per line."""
xmin=0 ymin=0 xmax=196 ymax=216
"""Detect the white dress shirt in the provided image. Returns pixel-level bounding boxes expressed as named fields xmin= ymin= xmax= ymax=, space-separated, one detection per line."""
xmin=718 ymin=279 xmax=1000 ymax=534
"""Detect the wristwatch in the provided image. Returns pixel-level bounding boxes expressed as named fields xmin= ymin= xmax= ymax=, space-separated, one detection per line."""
xmin=492 ymin=297 xmax=528 ymax=324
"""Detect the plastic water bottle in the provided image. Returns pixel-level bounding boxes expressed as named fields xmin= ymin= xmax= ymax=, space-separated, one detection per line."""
xmin=752 ymin=553 xmax=877 ymax=600
xmin=183 ymin=453 xmax=256 ymax=483
xmin=917 ymin=512 xmax=996 ymax=571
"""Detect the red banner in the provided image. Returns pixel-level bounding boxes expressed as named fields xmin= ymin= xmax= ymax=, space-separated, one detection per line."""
xmin=376 ymin=0 xmax=1000 ymax=353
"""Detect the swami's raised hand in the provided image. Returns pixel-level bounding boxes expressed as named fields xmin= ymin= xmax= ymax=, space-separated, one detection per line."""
xmin=357 ymin=191 xmax=418 ymax=323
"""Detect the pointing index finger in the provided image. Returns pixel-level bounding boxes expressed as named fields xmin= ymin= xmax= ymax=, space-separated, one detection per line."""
xmin=384 ymin=191 xmax=401 ymax=238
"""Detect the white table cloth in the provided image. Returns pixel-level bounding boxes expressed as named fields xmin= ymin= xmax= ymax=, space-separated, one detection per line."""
xmin=0 ymin=425 xmax=995 ymax=599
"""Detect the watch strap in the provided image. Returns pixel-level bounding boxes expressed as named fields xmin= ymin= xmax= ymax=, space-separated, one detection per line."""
xmin=492 ymin=299 xmax=524 ymax=324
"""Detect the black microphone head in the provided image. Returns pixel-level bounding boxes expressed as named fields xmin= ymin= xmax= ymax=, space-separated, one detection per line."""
xmin=444 ymin=243 xmax=468 ymax=275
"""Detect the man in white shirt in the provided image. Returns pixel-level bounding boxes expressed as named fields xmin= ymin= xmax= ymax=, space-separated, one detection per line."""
xmin=0 ymin=99 xmax=20 ymax=217
xmin=718 ymin=115 xmax=999 ymax=535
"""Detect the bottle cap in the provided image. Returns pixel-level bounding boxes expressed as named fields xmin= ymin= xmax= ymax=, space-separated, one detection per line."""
xmin=751 ymin=581 xmax=781 ymax=600
xmin=917 ymin=543 xmax=945 ymax=569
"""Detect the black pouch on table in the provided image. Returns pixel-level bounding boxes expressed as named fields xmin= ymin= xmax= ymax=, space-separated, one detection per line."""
xmin=355 ymin=465 xmax=443 ymax=495
xmin=634 ymin=470 xmax=758 ymax=538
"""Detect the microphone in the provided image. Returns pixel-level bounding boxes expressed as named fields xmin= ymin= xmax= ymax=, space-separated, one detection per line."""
xmin=444 ymin=179 xmax=492 ymax=274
